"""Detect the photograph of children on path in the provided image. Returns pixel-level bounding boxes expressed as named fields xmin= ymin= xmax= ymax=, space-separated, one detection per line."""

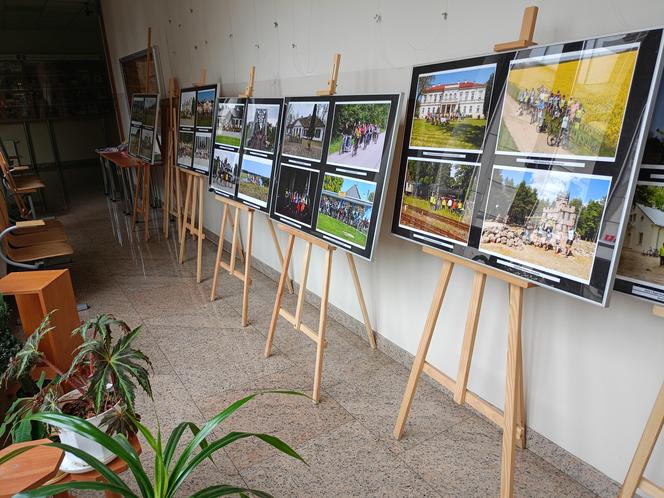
xmin=496 ymin=43 xmax=638 ymax=161
xmin=326 ymin=101 xmax=391 ymax=171
xmin=480 ymin=166 xmax=611 ymax=282
xmin=410 ymin=64 xmax=496 ymax=152
xmin=399 ymin=159 xmax=480 ymax=244
xmin=211 ymin=149 xmax=239 ymax=195
xmin=275 ymin=164 xmax=319 ymax=227
xmin=282 ymin=101 xmax=329 ymax=161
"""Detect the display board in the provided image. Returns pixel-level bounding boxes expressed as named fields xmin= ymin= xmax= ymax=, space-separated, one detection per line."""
xmin=391 ymin=27 xmax=664 ymax=306
xmin=208 ymin=97 xmax=284 ymax=213
xmin=128 ymin=93 xmax=160 ymax=164
xmin=615 ymin=75 xmax=664 ymax=304
xmin=177 ymin=84 xmax=218 ymax=174
xmin=269 ymin=94 xmax=400 ymax=260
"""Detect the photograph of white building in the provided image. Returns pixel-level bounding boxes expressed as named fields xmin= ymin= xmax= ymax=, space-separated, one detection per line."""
xmin=418 ymin=80 xmax=487 ymax=119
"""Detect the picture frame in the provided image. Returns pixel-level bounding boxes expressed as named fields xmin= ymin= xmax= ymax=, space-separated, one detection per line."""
xmin=177 ymin=84 xmax=218 ymax=173
xmin=127 ymin=92 xmax=160 ymax=164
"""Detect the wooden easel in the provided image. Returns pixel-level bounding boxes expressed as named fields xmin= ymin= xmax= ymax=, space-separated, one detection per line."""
xmin=163 ymin=77 xmax=182 ymax=240
xmin=131 ymin=27 xmax=154 ymax=242
xmin=618 ymin=305 xmax=664 ymax=498
xmin=210 ymin=66 xmax=294 ymax=328
xmin=394 ymin=13 xmax=539 ymax=497
xmin=264 ymin=54 xmax=377 ymax=404
xmin=178 ymin=69 xmax=208 ymax=283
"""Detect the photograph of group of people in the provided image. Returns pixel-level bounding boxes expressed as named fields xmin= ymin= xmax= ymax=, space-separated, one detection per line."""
xmin=196 ymin=89 xmax=216 ymax=128
xmin=496 ymin=43 xmax=638 ymax=161
xmin=210 ymin=149 xmax=239 ymax=195
xmin=139 ymin=128 xmax=154 ymax=161
xmin=274 ymin=164 xmax=319 ymax=226
xmin=398 ymin=159 xmax=479 ymax=244
xmin=410 ymin=63 xmax=495 ymax=153
xmin=177 ymin=130 xmax=194 ymax=167
xmin=282 ymin=101 xmax=329 ymax=162
xmin=315 ymin=173 xmax=377 ymax=249
xmin=193 ymin=132 xmax=212 ymax=172
xmin=244 ymin=103 xmax=280 ymax=153
xmin=479 ymin=166 xmax=612 ymax=283
xmin=129 ymin=125 xmax=141 ymax=156
xmin=326 ymin=101 xmax=392 ymax=171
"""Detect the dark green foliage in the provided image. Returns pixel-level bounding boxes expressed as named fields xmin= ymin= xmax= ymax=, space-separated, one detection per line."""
xmin=507 ymin=181 xmax=538 ymax=225
xmin=0 ymin=295 xmax=20 ymax=376
xmin=576 ymin=199 xmax=605 ymax=241
xmin=335 ymin=103 xmax=390 ymax=130
xmin=322 ymin=174 xmax=344 ymax=193
xmin=633 ymin=184 xmax=664 ymax=211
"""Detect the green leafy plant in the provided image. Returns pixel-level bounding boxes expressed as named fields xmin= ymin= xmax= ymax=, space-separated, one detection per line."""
xmin=0 ymin=295 xmax=21 ymax=377
xmin=0 ymin=391 xmax=307 ymax=498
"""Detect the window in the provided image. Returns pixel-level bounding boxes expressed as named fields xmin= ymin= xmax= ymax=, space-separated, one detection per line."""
xmin=315 ymin=128 xmax=322 ymax=138
xmin=639 ymin=233 xmax=644 ymax=245
xmin=641 ymin=215 xmax=645 ymax=221
xmin=471 ymin=91 xmax=475 ymax=100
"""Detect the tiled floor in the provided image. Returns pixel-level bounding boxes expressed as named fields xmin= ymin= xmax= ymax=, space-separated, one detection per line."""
xmin=61 ymin=191 xmax=599 ymax=497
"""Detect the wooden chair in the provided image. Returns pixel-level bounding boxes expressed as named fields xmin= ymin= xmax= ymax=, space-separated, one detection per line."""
xmin=0 ymin=142 xmax=46 ymax=219
xmin=0 ymin=188 xmax=64 ymax=235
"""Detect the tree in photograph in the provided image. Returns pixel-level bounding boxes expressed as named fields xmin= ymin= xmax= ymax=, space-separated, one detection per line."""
xmin=482 ymin=72 xmax=494 ymax=118
xmin=306 ymin=104 xmax=318 ymax=143
xmin=338 ymin=103 xmax=390 ymax=130
xmin=415 ymin=75 xmax=435 ymax=114
xmin=323 ymin=175 xmax=343 ymax=193
xmin=507 ymin=181 xmax=538 ymax=225
xmin=634 ymin=184 xmax=664 ymax=211
xmin=576 ymin=199 xmax=605 ymax=241
xmin=368 ymin=190 xmax=375 ymax=202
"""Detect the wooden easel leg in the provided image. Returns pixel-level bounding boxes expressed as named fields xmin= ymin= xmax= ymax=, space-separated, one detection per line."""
xmin=294 ymin=242 xmax=313 ymax=330
xmin=131 ymin=165 xmax=142 ymax=229
xmin=175 ymin=168 xmax=182 ymax=243
xmin=266 ymin=217 xmax=294 ymax=294
xmin=394 ymin=260 xmax=455 ymax=439
xmin=178 ymin=174 xmax=192 ymax=264
xmin=346 ymin=252 xmax=376 ymax=349
xmin=210 ymin=203 xmax=229 ymax=302
xmin=500 ymin=283 xmax=524 ymax=498
xmin=265 ymin=234 xmax=296 ymax=358
xmin=312 ymin=247 xmax=333 ymax=404
xmin=163 ymin=164 xmax=170 ymax=238
xmin=190 ymin=177 xmax=198 ymax=240
xmin=196 ymin=177 xmax=204 ymax=283
xmin=619 ymin=382 xmax=664 ymax=498
xmin=143 ymin=164 xmax=150 ymax=242
xmin=515 ymin=329 xmax=526 ymax=449
xmin=453 ymin=272 xmax=487 ymax=404
xmin=241 ymin=210 xmax=254 ymax=327
xmin=226 ymin=207 xmax=246 ymax=263
xmin=229 ymin=207 xmax=240 ymax=275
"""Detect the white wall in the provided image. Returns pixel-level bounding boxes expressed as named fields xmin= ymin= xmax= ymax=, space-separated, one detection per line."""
xmin=101 ymin=0 xmax=664 ymax=487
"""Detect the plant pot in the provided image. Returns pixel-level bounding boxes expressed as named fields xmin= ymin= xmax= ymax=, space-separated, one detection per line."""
xmin=56 ymin=389 xmax=120 ymax=469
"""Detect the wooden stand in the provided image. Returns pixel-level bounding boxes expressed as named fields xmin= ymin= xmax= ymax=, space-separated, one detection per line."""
xmin=163 ymin=77 xmax=181 ymax=240
xmin=210 ymin=197 xmax=254 ymax=326
xmin=494 ymin=6 xmax=538 ymax=51
xmin=618 ymin=305 xmax=664 ymax=498
xmin=316 ymin=53 xmax=341 ymax=96
xmin=264 ymin=224 xmax=376 ymax=403
xmin=393 ymin=247 xmax=532 ymax=498
xmin=178 ymin=169 xmax=206 ymax=282
xmin=0 ymin=269 xmax=82 ymax=374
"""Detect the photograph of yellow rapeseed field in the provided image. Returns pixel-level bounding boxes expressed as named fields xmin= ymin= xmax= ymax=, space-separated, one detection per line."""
xmin=496 ymin=43 xmax=639 ymax=161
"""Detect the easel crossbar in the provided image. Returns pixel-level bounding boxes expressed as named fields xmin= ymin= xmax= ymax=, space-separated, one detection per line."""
xmin=278 ymin=308 xmax=327 ymax=346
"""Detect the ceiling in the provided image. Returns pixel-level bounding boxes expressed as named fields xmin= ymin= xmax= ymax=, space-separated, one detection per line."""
xmin=0 ymin=0 xmax=99 ymax=31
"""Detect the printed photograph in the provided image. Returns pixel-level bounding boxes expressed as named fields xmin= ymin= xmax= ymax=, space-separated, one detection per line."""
xmin=131 ymin=96 xmax=144 ymax=124
xmin=496 ymin=43 xmax=639 ymax=161
xmin=274 ymin=164 xmax=319 ymax=226
xmin=244 ymin=103 xmax=280 ymax=153
xmin=282 ymin=101 xmax=330 ymax=161
xmin=643 ymin=77 xmax=664 ymax=165
xmin=238 ymin=155 xmax=273 ymax=207
xmin=179 ymin=90 xmax=196 ymax=127
xmin=177 ymin=130 xmax=194 ymax=167
xmin=617 ymin=184 xmax=664 ymax=287
xmin=399 ymin=159 xmax=480 ymax=244
xmin=193 ymin=131 xmax=213 ymax=172
xmin=139 ymin=128 xmax=154 ymax=160
xmin=410 ymin=64 xmax=496 ymax=152
xmin=211 ymin=148 xmax=239 ymax=195
xmin=128 ymin=126 xmax=141 ymax=156
xmin=143 ymin=96 xmax=157 ymax=128
xmin=479 ymin=166 xmax=612 ymax=282
xmin=326 ymin=101 xmax=392 ymax=171
xmin=316 ymin=173 xmax=377 ymax=249
xmin=196 ymin=88 xmax=216 ymax=128
xmin=216 ymin=102 xmax=244 ymax=147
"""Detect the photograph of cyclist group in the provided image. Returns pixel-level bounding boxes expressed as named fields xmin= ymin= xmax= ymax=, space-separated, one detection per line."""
xmin=275 ymin=165 xmax=319 ymax=226
xmin=210 ymin=149 xmax=239 ymax=195
xmin=618 ymin=184 xmax=664 ymax=287
xmin=179 ymin=90 xmax=196 ymax=127
xmin=398 ymin=159 xmax=479 ymax=244
xmin=316 ymin=173 xmax=376 ymax=249
xmin=177 ymin=130 xmax=194 ymax=167
xmin=479 ymin=166 xmax=611 ymax=282
xmin=327 ymin=102 xmax=391 ymax=171
xmin=496 ymin=44 xmax=638 ymax=160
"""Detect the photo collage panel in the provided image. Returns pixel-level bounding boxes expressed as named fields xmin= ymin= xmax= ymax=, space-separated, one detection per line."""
xmin=128 ymin=93 xmax=160 ymax=164
xmin=391 ymin=27 xmax=664 ymax=306
xmin=177 ymin=84 xmax=217 ymax=172
xmin=209 ymin=98 xmax=245 ymax=198
xmin=271 ymin=94 xmax=400 ymax=260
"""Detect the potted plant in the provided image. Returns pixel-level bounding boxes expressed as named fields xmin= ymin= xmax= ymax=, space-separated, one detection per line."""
xmin=0 ymin=391 xmax=306 ymax=497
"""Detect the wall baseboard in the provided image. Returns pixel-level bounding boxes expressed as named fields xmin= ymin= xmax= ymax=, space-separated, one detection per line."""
xmin=207 ymin=227 xmax=622 ymax=498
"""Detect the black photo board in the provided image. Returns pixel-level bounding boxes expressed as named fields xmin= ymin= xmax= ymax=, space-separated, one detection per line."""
xmin=128 ymin=93 xmax=160 ymax=164
xmin=270 ymin=94 xmax=401 ymax=260
xmin=615 ymin=73 xmax=664 ymax=304
xmin=391 ymin=27 xmax=664 ymax=306
xmin=177 ymin=84 xmax=218 ymax=174
xmin=208 ymin=97 xmax=284 ymax=213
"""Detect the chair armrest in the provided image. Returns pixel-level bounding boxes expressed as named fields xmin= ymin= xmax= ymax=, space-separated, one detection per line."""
xmin=9 ymin=166 xmax=30 ymax=172
xmin=15 ymin=220 xmax=45 ymax=228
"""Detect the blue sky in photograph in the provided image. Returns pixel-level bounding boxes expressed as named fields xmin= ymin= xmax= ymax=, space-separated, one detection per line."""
xmin=247 ymin=104 xmax=280 ymax=124
xmin=650 ymin=77 xmax=664 ymax=134
xmin=197 ymin=89 xmax=216 ymax=103
xmin=499 ymin=168 xmax=610 ymax=205
xmin=421 ymin=64 xmax=495 ymax=88
xmin=240 ymin=156 xmax=272 ymax=178
xmin=339 ymin=176 xmax=376 ymax=201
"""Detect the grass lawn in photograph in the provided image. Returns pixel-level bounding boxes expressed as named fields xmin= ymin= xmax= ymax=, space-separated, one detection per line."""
xmin=410 ymin=118 xmax=486 ymax=150
xmin=216 ymin=134 xmax=241 ymax=147
xmin=239 ymin=174 xmax=269 ymax=203
xmin=317 ymin=213 xmax=367 ymax=248
xmin=496 ymin=119 xmax=518 ymax=152
xmin=283 ymin=138 xmax=323 ymax=159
